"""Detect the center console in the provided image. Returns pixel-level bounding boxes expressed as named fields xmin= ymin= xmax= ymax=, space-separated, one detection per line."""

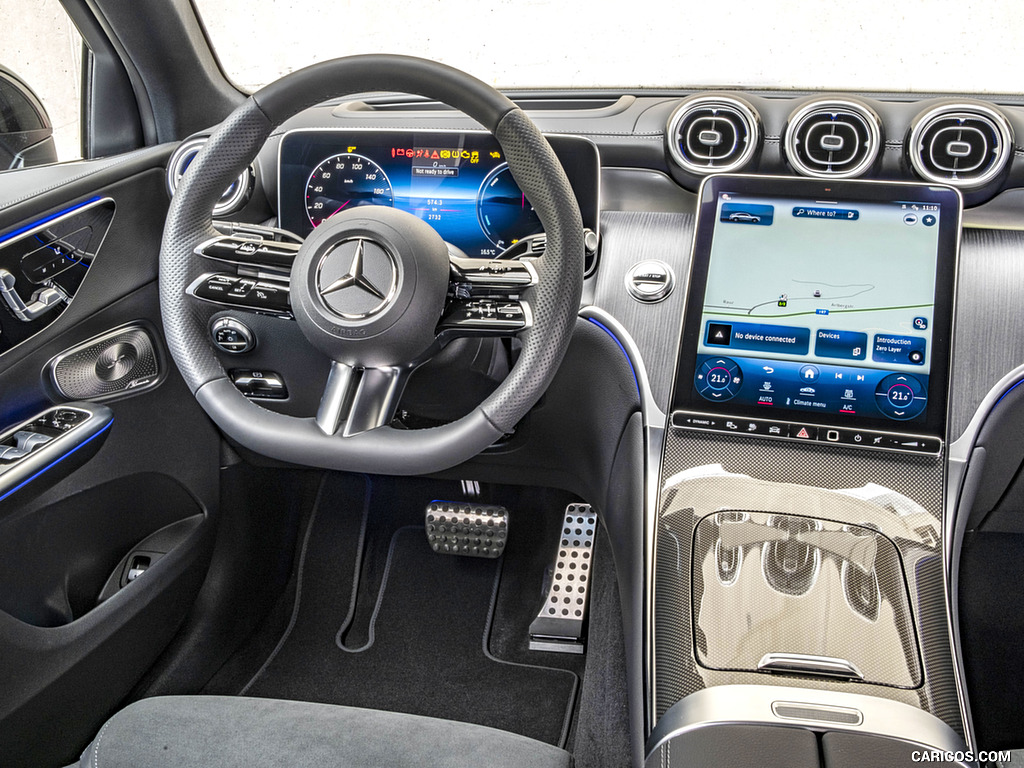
xmin=648 ymin=175 xmax=968 ymax=766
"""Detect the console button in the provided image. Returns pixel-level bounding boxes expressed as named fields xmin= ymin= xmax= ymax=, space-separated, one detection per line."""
xmin=0 ymin=445 xmax=28 ymax=462
xmin=874 ymin=373 xmax=927 ymax=420
xmin=672 ymin=413 xmax=720 ymax=430
xmin=790 ymin=424 xmax=817 ymax=440
xmin=887 ymin=435 xmax=942 ymax=454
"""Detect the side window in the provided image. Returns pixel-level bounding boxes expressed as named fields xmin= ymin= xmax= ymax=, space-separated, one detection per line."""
xmin=0 ymin=0 xmax=82 ymax=170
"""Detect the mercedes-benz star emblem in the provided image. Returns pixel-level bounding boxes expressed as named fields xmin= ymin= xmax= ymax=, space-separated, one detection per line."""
xmin=315 ymin=238 xmax=398 ymax=320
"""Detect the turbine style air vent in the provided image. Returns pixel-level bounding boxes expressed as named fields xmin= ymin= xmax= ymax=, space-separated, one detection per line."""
xmin=167 ymin=136 xmax=254 ymax=217
xmin=785 ymin=100 xmax=881 ymax=178
xmin=667 ymin=95 xmax=760 ymax=175
xmin=908 ymin=103 xmax=1013 ymax=188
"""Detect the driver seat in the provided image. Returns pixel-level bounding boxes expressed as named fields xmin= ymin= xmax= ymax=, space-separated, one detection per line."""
xmin=70 ymin=695 xmax=570 ymax=767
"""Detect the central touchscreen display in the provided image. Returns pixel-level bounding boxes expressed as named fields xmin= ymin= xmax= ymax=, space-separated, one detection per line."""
xmin=673 ymin=175 xmax=961 ymax=441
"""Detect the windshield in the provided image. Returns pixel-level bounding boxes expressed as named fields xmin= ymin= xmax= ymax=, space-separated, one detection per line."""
xmin=194 ymin=0 xmax=1023 ymax=95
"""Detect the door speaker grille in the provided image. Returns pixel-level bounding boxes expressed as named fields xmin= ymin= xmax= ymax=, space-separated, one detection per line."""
xmin=50 ymin=325 xmax=161 ymax=400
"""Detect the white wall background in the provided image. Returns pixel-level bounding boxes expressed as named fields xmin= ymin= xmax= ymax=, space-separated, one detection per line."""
xmin=196 ymin=0 xmax=1024 ymax=94
xmin=1 ymin=0 xmax=1023 ymax=163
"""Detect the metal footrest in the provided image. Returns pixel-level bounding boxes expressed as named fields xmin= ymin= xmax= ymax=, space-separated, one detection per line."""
xmin=529 ymin=503 xmax=597 ymax=654
xmin=425 ymin=501 xmax=508 ymax=558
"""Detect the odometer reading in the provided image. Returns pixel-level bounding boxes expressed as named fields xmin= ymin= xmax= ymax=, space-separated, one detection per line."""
xmin=305 ymin=153 xmax=394 ymax=228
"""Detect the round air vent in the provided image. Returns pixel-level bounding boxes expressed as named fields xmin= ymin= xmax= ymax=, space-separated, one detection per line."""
xmin=667 ymin=95 xmax=760 ymax=175
xmin=167 ymin=136 xmax=254 ymax=217
xmin=908 ymin=103 xmax=1013 ymax=188
xmin=784 ymin=100 xmax=881 ymax=178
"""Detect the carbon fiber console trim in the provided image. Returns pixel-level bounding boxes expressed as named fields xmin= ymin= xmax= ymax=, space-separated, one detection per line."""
xmin=653 ymin=428 xmax=962 ymax=737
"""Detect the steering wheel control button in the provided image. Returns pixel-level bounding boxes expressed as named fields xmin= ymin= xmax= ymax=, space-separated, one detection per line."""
xmin=196 ymin=234 xmax=302 ymax=269
xmin=211 ymin=318 xmax=255 ymax=354
xmin=316 ymin=237 xmax=398 ymax=320
xmin=437 ymin=299 xmax=529 ymax=338
xmin=624 ymin=259 xmax=675 ymax=303
xmin=425 ymin=501 xmax=509 ymax=559
xmin=229 ymin=369 xmax=288 ymax=399
xmin=189 ymin=273 xmax=292 ymax=315
xmin=450 ymin=257 xmax=537 ymax=289
xmin=195 ymin=274 xmax=234 ymax=297
xmin=226 ymin=278 xmax=256 ymax=300
xmin=874 ymin=373 xmax=927 ymax=420
xmin=696 ymin=357 xmax=742 ymax=401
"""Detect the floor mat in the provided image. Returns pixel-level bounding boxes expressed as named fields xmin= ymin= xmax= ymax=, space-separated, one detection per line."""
xmin=238 ymin=476 xmax=579 ymax=746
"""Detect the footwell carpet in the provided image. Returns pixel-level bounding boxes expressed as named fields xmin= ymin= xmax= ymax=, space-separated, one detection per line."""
xmin=236 ymin=475 xmax=579 ymax=746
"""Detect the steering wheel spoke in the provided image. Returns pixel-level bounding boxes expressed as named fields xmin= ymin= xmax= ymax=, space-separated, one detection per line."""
xmin=316 ymin=360 xmax=409 ymax=437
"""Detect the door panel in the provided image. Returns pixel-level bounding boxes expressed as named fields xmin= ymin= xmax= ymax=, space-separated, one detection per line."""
xmin=0 ymin=151 xmax=221 ymax=766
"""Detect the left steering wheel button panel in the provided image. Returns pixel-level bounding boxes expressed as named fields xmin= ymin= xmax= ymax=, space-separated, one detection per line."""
xmin=188 ymin=273 xmax=291 ymax=315
xmin=196 ymin=234 xmax=301 ymax=269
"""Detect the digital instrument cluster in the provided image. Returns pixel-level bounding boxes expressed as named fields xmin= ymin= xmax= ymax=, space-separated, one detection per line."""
xmin=277 ymin=130 xmax=599 ymax=257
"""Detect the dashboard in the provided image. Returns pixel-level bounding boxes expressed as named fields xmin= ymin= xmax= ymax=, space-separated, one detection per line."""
xmin=150 ymin=80 xmax=1024 ymax=768
xmin=169 ymin=87 xmax=1024 ymax=444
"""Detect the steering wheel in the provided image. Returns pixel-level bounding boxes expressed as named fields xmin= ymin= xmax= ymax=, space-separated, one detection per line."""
xmin=160 ymin=55 xmax=583 ymax=475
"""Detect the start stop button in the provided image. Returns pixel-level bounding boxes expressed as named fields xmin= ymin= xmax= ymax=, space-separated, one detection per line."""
xmin=624 ymin=260 xmax=675 ymax=303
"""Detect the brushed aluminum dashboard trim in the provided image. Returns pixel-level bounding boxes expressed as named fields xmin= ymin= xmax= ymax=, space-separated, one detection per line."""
xmin=577 ymin=305 xmax=665 ymax=740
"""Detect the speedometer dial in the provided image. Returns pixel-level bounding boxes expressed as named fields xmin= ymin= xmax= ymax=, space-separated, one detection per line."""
xmin=476 ymin=163 xmax=542 ymax=250
xmin=305 ymin=153 xmax=394 ymax=228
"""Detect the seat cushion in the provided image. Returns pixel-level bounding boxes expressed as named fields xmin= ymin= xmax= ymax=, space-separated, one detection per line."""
xmin=78 ymin=696 xmax=571 ymax=768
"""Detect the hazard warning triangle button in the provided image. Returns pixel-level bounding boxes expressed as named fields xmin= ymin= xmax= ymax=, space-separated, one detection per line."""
xmin=794 ymin=427 xmax=811 ymax=439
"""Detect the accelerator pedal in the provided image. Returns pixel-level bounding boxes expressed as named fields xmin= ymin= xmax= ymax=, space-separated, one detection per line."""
xmin=529 ymin=503 xmax=597 ymax=654
xmin=425 ymin=501 xmax=509 ymax=558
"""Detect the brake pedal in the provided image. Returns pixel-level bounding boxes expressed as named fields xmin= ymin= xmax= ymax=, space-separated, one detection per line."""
xmin=529 ymin=503 xmax=596 ymax=654
xmin=425 ymin=501 xmax=509 ymax=558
